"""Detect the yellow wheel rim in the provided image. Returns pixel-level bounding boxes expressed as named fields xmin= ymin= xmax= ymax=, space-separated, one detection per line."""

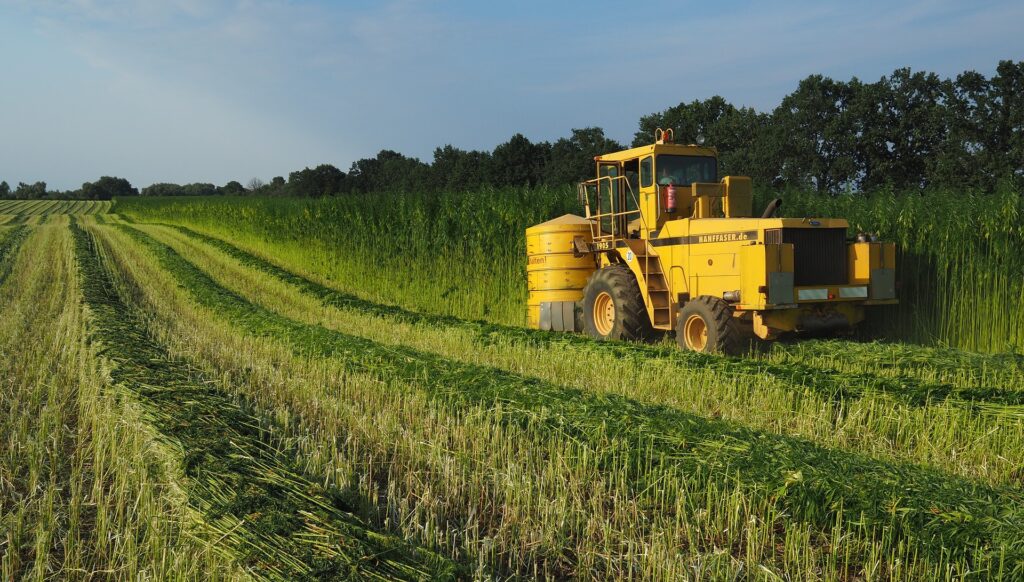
xmin=593 ymin=291 xmax=615 ymax=336
xmin=684 ymin=314 xmax=708 ymax=352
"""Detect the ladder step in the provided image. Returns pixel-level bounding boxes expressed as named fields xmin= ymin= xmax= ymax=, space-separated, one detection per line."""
xmin=637 ymin=250 xmax=670 ymax=322
xmin=653 ymin=311 xmax=671 ymax=325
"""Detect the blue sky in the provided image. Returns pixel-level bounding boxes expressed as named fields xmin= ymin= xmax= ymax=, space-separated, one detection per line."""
xmin=0 ymin=0 xmax=1021 ymax=190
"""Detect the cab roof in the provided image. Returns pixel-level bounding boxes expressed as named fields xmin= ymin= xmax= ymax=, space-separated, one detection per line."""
xmin=595 ymin=142 xmax=719 ymax=163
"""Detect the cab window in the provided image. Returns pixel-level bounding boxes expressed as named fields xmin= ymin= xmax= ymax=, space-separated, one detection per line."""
xmin=640 ymin=156 xmax=653 ymax=187
xmin=655 ymin=155 xmax=717 ymax=186
xmin=622 ymin=158 xmax=639 ymax=213
xmin=598 ymin=164 xmax=618 ymax=235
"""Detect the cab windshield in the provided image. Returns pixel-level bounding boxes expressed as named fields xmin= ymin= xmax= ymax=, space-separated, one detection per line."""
xmin=655 ymin=155 xmax=717 ymax=186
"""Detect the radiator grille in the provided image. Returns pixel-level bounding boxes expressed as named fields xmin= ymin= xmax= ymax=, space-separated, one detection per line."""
xmin=765 ymin=228 xmax=848 ymax=286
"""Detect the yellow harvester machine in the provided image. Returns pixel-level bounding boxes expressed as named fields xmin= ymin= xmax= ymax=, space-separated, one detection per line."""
xmin=526 ymin=130 xmax=898 ymax=354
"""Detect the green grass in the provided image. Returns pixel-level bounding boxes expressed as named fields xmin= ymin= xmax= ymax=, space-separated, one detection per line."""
xmin=70 ymin=219 xmax=457 ymax=581
xmin=109 ymin=220 xmax=1024 ymax=577
xmin=115 ymin=188 xmax=577 ymax=326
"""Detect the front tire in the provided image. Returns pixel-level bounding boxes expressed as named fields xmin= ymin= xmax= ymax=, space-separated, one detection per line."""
xmin=582 ymin=264 xmax=652 ymax=341
xmin=676 ymin=296 xmax=745 ymax=355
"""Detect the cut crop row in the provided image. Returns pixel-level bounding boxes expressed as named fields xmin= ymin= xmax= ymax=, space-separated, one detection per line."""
xmin=2 ymin=225 xmax=87 ymax=579
xmin=0 ymin=226 xmax=30 ymax=288
xmin=161 ymin=222 xmax=1023 ymax=411
xmin=71 ymin=221 xmax=458 ymax=581
xmin=759 ymin=339 xmax=1024 ymax=394
xmin=1 ymin=215 xmax=28 ymax=226
xmin=115 ymin=222 xmax=1024 ymax=575
xmin=0 ymin=224 xmax=244 ymax=579
xmin=0 ymin=200 xmax=45 ymax=214
xmin=0 ymin=200 xmax=110 ymax=217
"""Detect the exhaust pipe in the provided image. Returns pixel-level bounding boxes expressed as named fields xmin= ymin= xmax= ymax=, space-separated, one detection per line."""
xmin=761 ymin=198 xmax=782 ymax=218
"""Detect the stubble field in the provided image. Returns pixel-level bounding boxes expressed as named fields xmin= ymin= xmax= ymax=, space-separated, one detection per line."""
xmin=2 ymin=197 xmax=1023 ymax=580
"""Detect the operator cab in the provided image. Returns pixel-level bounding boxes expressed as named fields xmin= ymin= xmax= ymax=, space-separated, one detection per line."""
xmin=578 ymin=128 xmax=752 ymax=245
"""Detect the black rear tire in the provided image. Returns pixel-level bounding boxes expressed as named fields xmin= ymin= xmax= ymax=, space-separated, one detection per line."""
xmin=676 ymin=296 xmax=745 ymax=355
xmin=582 ymin=264 xmax=653 ymax=341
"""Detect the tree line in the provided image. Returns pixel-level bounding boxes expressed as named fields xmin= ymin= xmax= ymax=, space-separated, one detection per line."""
xmin=3 ymin=61 xmax=1020 ymax=200
xmin=0 ymin=176 xmax=139 ymax=201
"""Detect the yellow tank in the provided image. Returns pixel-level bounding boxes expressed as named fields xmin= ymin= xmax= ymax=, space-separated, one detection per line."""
xmin=525 ymin=214 xmax=595 ymax=329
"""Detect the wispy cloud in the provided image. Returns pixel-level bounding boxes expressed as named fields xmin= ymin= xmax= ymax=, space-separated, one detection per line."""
xmin=0 ymin=0 xmax=1020 ymax=189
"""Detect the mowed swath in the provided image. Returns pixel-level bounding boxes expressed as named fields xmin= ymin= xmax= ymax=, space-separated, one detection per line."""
xmin=1 ymin=216 xmax=243 ymax=580
xmin=3 ymin=199 xmax=1024 ymax=580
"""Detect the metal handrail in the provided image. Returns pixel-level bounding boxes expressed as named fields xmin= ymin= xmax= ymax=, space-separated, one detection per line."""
xmin=577 ymin=175 xmax=649 ymax=240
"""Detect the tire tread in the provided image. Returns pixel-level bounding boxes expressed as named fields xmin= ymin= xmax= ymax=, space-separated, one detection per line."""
xmin=583 ymin=264 xmax=653 ymax=341
xmin=677 ymin=295 xmax=745 ymax=354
